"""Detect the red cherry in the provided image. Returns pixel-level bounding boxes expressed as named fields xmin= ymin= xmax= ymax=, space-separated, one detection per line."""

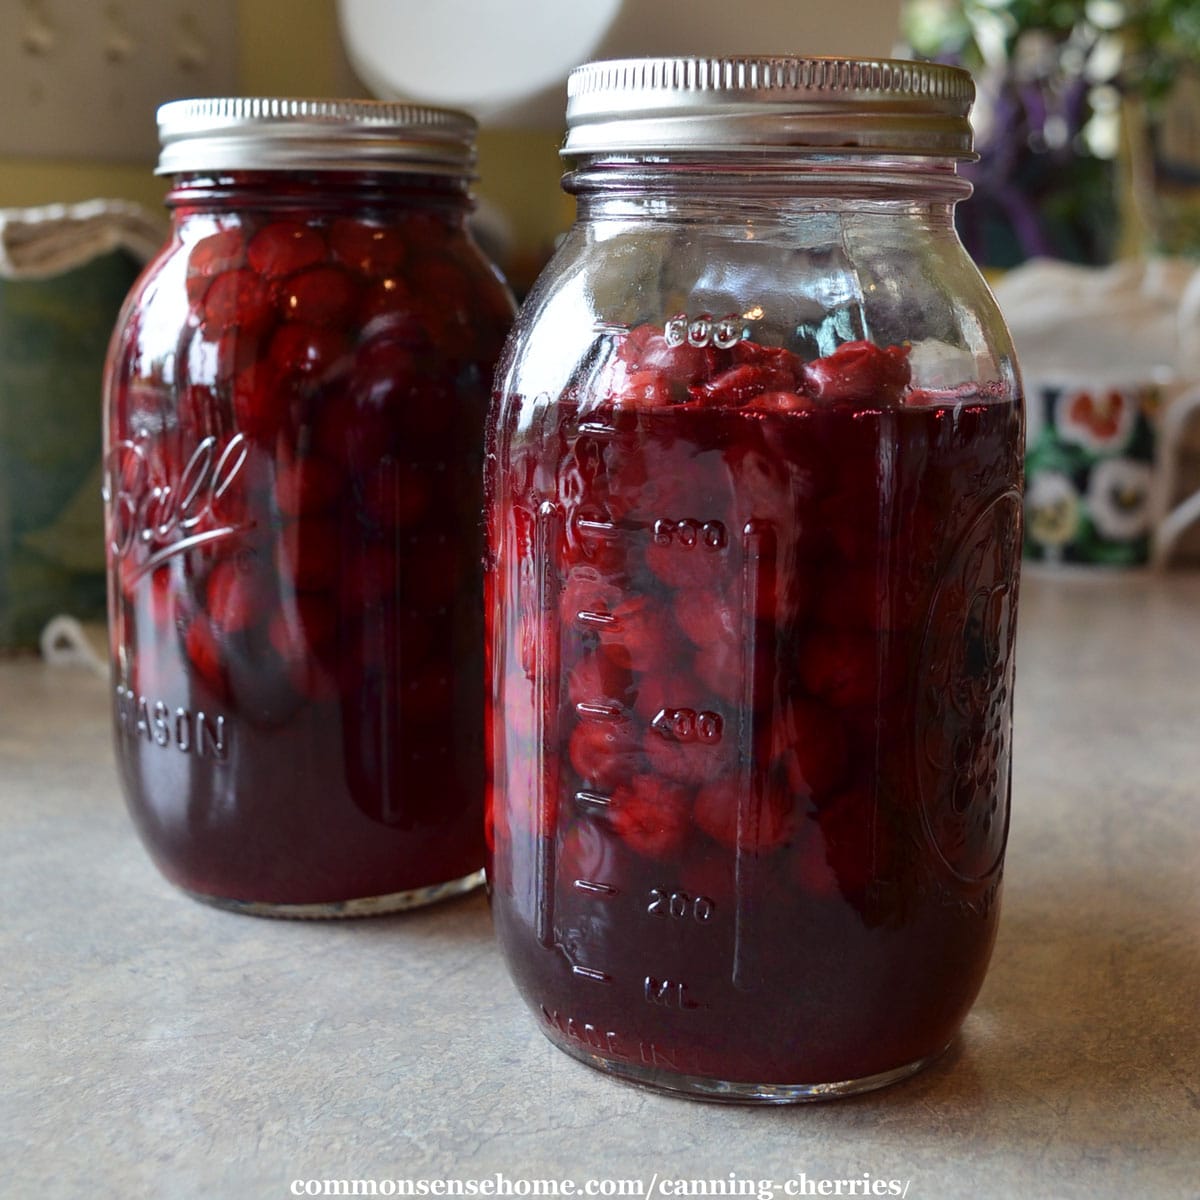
xmin=276 ymin=265 xmax=358 ymax=327
xmin=188 ymin=227 xmax=246 ymax=273
xmin=568 ymin=718 xmax=644 ymax=791
xmin=402 ymin=533 xmax=463 ymax=609
xmin=203 ymin=268 xmax=274 ymax=335
xmin=275 ymin=451 xmax=342 ymax=518
xmin=268 ymin=592 xmax=337 ymax=659
xmin=329 ymin=218 xmax=407 ymax=276
xmin=246 ymin=221 xmax=326 ymax=278
xmin=205 ymin=559 xmax=266 ymax=634
xmin=278 ymin=516 xmax=340 ymax=591
xmin=628 ymin=332 xmax=721 ymax=391
xmin=689 ymin=363 xmax=792 ymax=407
xmin=567 ymin=650 xmax=632 ymax=711
xmin=611 ymin=369 xmax=674 ymax=409
xmin=357 ymin=277 xmax=418 ymax=327
xmin=799 ymin=628 xmax=895 ymax=708
xmin=644 ymin=528 xmax=730 ymax=589
xmin=175 ymin=383 xmax=224 ymax=441
xmin=801 ymin=341 xmax=911 ymax=406
xmin=358 ymin=458 xmax=428 ymax=530
xmin=730 ymin=339 xmax=804 ymax=376
xmin=628 ymin=670 xmax=705 ymax=724
xmin=813 ymin=563 xmax=922 ymax=632
xmin=267 ymin=594 xmax=339 ymax=700
xmin=768 ymin=697 xmax=849 ymax=797
xmin=612 ymin=323 xmax=660 ymax=364
xmin=693 ymin=638 xmax=744 ymax=705
xmin=601 ymin=438 xmax=724 ymax=527
xmin=608 ymin=774 xmax=691 ymax=858
xmin=596 ymin=595 xmax=675 ymax=676
xmin=339 ymin=543 xmax=401 ymax=608
xmin=268 ymin=323 xmax=351 ymax=381
xmin=186 ymin=228 xmax=246 ymax=305
xmin=642 ymin=719 xmax=734 ymax=786
xmin=231 ymin=359 xmax=291 ymax=441
xmin=673 ymin=587 xmax=738 ymax=647
xmin=694 ymin=777 xmax=796 ymax=851
xmin=748 ymin=390 xmax=816 ymax=413
xmin=146 ymin=565 xmax=175 ymax=628
xmin=185 ymin=615 xmax=226 ymax=696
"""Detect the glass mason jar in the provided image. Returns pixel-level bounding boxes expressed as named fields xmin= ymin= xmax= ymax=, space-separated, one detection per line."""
xmin=104 ymin=99 xmax=515 ymax=916
xmin=486 ymin=58 xmax=1023 ymax=1100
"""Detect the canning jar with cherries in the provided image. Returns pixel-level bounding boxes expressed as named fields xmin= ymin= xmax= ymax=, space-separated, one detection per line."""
xmin=104 ymin=98 xmax=514 ymax=916
xmin=486 ymin=58 xmax=1023 ymax=1100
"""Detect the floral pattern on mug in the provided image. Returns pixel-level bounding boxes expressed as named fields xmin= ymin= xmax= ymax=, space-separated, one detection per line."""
xmin=1026 ymin=470 xmax=1081 ymax=550
xmin=1055 ymin=388 xmax=1138 ymax=453
xmin=1086 ymin=457 xmax=1153 ymax=541
xmin=1025 ymin=380 xmax=1158 ymax=567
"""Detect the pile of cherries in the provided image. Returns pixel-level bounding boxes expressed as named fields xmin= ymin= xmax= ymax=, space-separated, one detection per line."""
xmin=491 ymin=321 xmax=1016 ymax=912
xmin=108 ymin=200 xmax=511 ymax=719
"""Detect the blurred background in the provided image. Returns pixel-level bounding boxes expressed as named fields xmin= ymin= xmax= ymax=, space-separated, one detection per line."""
xmin=2 ymin=0 xmax=1197 ymax=279
xmin=2 ymin=0 xmax=1199 ymax=649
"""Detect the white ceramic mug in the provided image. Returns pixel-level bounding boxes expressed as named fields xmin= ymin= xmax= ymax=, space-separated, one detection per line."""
xmin=1022 ymin=371 xmax=1200 ymax=568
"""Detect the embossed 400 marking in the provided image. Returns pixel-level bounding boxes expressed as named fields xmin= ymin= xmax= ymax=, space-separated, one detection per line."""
xmin=651 ymin=707 xmax=723 ymax=743
xmin=653 ymin=518 xmax=727 ymax=549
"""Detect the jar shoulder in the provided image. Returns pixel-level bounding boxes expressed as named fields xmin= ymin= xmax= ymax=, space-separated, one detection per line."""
xmin=498 ymin=213 xmax=1019 ymax=404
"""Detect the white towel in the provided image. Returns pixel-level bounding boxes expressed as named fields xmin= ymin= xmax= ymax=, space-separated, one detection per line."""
xmin=992 ymin=256 xmax=1200 ymax=381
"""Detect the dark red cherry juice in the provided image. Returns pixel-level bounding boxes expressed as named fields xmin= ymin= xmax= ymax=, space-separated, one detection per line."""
xmin=486 ymin=328 xmax=1021 ymax=1085
xmin=105 ymin=174 xmax=514 ymax=909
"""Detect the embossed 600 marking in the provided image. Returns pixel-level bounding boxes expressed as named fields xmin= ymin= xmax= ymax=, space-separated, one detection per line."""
xmin=653 ymin=518 xmax=727 ymax=550
xmin=664 ymin=311 xmax=743 ymax=349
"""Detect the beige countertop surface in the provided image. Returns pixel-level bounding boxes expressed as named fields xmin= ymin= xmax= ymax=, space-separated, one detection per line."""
xmin=2 ymin=573 xmax=1198 ymax=1199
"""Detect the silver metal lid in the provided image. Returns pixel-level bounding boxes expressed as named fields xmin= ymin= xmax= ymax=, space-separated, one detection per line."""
xmin=156 ymin=97 xmax=477 ymax=177
xmin=564 ymin=57 xmax=976 ymax=159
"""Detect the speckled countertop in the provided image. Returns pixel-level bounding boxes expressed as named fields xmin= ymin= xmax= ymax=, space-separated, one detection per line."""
xmin=2 ymin=573 xmax=1198 ymax=1200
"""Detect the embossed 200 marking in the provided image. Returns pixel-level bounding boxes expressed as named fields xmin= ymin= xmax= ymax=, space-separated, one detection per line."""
xmin=647 ymin=888 xmax=715 ymax=923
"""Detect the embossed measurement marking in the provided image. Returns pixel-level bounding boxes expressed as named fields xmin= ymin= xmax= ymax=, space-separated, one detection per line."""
xmin=733 ymin=519 xmax=775 ymax=991
xmin=575 ymin=516 xmax=620 ymax=539
xmin=574 ymin=789 xmax=614 ymax=812
xmin=592 ymin=321 xmax=632 ymax=338
xmin=578 ymin=421 xmax=620 ymax=439
xmin=534 ymin=501 xmax=564 ymax=949
xmin=575 ymin=701 xmax=622 ymax=722
xmin=644 ymin=976 xmax=698 ymax=1009
xmin=575 ymin=609 xmax=617 ymax=629
xmin=572 ymin=964 xmax=612 ymax=983
xmin=574 ymin=879 xmax=617 ymax=897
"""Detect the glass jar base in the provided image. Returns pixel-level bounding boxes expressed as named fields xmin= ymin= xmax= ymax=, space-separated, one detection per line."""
xmin=548 ymin=1032 xmax=951 ymax=1104
xmin=179 ymin=869 xmax=484 ymax=919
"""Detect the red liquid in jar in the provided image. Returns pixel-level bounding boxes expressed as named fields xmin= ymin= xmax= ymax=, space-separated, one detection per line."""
xmin=486 ymin=329 xmax=1021 ymax=1085
xmin=106 ymin=180 xmax=514 ymax=907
